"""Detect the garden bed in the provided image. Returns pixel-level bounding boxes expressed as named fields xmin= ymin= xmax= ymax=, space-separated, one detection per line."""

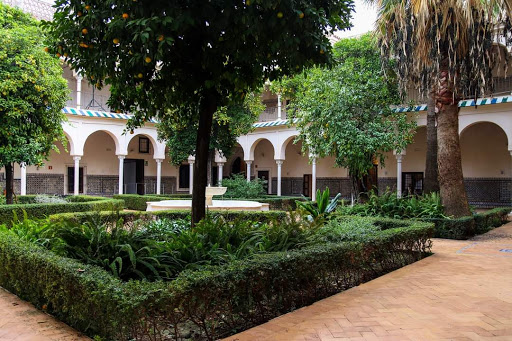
xmin=0 ymin=195 xmax=124 ymax=226
xmin=0 ymin=216 xmax=433 ymax=340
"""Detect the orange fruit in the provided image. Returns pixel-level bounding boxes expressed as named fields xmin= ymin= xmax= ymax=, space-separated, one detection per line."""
xmin=277 ymin=12 xmax=283 ymax=18
xmin=158 ymin=35 xmax=164 ymax=41
xmin=85 ymin=5 xmax=91 ymax=10
xmin=77 ymin=11 xmax=82 ymax=17
xmin=113 ymin=38 xmax=120 ymax=44
xmin=82 ymin=28 xmax=88 ymax=35
xmin=137 ymin=73 xmax=143 ymax=78
xmin=145 ymin=56 xmax=152 ymax=63
xmin=56 ymin=53 xmax=61 ymax=57
xmin=122 ymin=13 xmax=129 ymax=19
xmin=320 ymin=49 xmax=324 ymax=54
xmin=299 ymin=12 xmax=304 ymax=19
xmin=44 ymin=47 xmax=49 ymax=52
xmin=246 ymin=0 xmax=251 ymax=5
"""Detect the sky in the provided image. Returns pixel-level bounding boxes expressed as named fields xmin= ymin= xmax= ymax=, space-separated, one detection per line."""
xmin=336 ymin=0 xmax=378 ymax=39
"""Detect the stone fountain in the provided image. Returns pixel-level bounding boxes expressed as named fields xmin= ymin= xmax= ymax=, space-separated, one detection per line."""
xmin=146 ymin=186 xmax=269 ymax=212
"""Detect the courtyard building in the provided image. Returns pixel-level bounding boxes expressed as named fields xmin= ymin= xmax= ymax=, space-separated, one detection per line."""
xmin=2 ymin=0 xmax=512 ymax=208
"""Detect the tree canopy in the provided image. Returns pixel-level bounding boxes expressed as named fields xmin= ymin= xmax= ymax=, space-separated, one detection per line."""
xmin=45 ymin=0 xmax=355 ymax=224
xmin=0 ymin=3 xmax=69 ymax=203
xmin=273 ymin=34 xmax=416 ymax=196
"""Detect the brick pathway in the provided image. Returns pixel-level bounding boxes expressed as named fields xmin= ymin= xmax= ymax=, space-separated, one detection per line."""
xmin=227 ymin=223 xmax=512 ymax=341
xmin=0 ymin=289 xmax=88 ymax=341
xmin=1 ymin=224 xmax=511 ymax=341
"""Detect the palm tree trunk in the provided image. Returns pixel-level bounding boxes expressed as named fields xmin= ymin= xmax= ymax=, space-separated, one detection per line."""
xmin=436 ymin=98 xmax=471 ymax=217
xmin=424 ymin=95 xmax=440 ymax=194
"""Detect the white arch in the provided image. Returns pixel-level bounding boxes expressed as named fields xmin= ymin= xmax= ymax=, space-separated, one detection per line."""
xmin=125 ymin=131 xmax=163 ymax=159
xmin=82 ymin=128 xmax=123 ymax=155
xmin=248 ymin=137 xmax=277 ymax=161
xmin=278 ymin=134 xmax=301 ymax=161
xmin=459 ymin=117 xmax=512 ymax=149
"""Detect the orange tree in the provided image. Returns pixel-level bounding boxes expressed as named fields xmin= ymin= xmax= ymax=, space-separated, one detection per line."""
xmin=45 ymin=0 xmax=354 ymax=224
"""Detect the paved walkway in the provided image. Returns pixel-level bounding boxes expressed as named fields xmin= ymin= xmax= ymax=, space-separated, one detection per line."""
xmin=0 ymin=289 xmax=88 ymax=341
xmin=0 ymin=224 xmax=511 ymax=340
xmin=227 ymin=223 xmax=512 ymax=341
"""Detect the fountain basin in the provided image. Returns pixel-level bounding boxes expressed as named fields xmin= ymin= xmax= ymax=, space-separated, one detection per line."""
xmin=146 ymin=200 xmax=270 ymax=212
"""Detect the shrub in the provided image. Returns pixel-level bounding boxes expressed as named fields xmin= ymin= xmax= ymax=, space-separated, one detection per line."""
xmin=33 ymin=195 xmax=67 ymax=204
xmin=0 ymin=196 xmax=124 ymax=226
xmin=222 ymin=174 xmax=266 ymax=198
xmin=296 ymin=188 xmax=341 ymax=224
xmin=338 ymin=191 xmax=447 ymax=219
xmin=0 ymin=217 xmax=433 ymax=340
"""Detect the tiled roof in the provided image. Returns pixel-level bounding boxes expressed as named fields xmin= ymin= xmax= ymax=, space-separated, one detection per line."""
xmin=3 ymin=0 xmax=55 ymax=21
xmin=394 ymin=95 xmax=512 ymax=113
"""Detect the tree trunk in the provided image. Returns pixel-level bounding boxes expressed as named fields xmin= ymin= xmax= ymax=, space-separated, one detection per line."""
xmin=5 ymin=163 xmax=14 ymax=205
xmin=437 ymin=102 xmax=471 ymax=217
xmin=424 ymin=95 xmax=440 ymax=194
xmin=191 ymin=93 xmax=217 ymax=226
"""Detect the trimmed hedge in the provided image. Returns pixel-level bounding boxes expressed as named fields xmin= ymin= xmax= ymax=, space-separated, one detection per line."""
xmin=421 ymin=207 xmax=511 ymax=240
xmin=49 ymin=209 xmax=288 ymax=225
xmin=0 ymin=218 xmax=433 ymax=340
xmin=0 ymin=196 xmax=124 ymax=226
xmin=114 ymin=194 xmax=305 ymax=211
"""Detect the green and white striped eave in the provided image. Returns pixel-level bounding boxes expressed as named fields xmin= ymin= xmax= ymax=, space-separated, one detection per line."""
xmin=62 ymin=107 xmax=158 ymax=123
xmin=253 ymin=118 xmax=298 ymax=128
xmin=394 ymin=95 xmax=512 ymax=113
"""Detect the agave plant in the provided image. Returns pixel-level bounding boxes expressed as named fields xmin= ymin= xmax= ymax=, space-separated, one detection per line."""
xmin=296 ymin=188 xmax=342 ymax=224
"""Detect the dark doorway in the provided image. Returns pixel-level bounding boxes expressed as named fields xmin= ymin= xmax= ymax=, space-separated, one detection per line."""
xmin=231 ymin=157 xmax=241 ymax=174
xmin=402 ymin=172 xmax=424 ymax=196
xmin=257 ymin=170 xmax=270 ymax=194
xmin=303 ymin=174 xmax=312 ymax=198
xmin=67 ymin=166 xmax=84 ymax=194
xmin=179 ymin=164 xmax=190 ymax=189
xmin=124 ymin=159 xmax=145 ymax=194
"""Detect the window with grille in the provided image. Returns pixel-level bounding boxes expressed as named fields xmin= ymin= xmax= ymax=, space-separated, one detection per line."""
xmin=402 ymin=172 xmax=423 ymax=196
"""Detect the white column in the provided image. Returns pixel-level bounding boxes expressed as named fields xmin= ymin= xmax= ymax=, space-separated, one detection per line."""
xmin=217 ymin=162 xmax=224 ymax=185
xmin=76 ymin=75 xmax=83 ymax=109
xmin=246 ymin=161 xmax=252 ymax=182
xmin=73 ymin=156 xmax=81 ymax=195
xmin=396 ymin=154 xmax=403 ymax=198
xmin=118 ymin=155 xmax=125 ymax=195
xmin=276 ymin=159 xmax=283 ymax=196
xmin=20 ymin=163 xmax=27 ymax=196
xmin=155 ymin=159 xmax=163 ymax=195
xmin=277 ymin=94 xmax=282 ymax=120
xmin=189 ymin=160 xmax=194 ymax=195
xmin=312 ymin=158 xmax=317 ymax=201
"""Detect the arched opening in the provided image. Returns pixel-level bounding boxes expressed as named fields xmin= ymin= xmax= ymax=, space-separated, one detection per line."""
xmin=402 ymin=126 xmax=427 ymax=196
xmin=125 ymin=134 xmax=157 ymax=194
xmin=283 ymin=138 xmax=309 ymax=196
xmin=225 ymin=144 xmax=246 ymax=178
xmin=460 ymin=122 xmax=510 ymax=207
xmin=83 ymin=130 xmax=119 ymax=195
xmin=252 ymin=139 xmax=275 ymax=194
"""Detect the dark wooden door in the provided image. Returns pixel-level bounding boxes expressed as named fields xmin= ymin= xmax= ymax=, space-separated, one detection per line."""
xmin=136 ymin=159 xmax=145 ymax=195
xmin=303 ymin=174 xmax=312 ymax=198
xmin=257 ymin=170 xmax=269 ymax=193
xmin=67 ymin=167 xmax=83 ymax=194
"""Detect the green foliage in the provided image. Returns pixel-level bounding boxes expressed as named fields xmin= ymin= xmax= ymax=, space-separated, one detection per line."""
xmin=0 ymin=216 xmax=432 ymax=340
xmin=274 ymin=34 xmax=415 ymax=193
xmin=0 ymin=2 xmax=68 ymax=172
xmin=159 ymin=90 xmax=264 ymax=165
xmin=0 ymin=196 xmax=124 ymax=226
xmin=296 ymin=188 xmax=341 ymax=224
xmin=222 ymin=174 xmax=267 ymax=199
xmin=33 ymin=195 xmax=67 ymax=204
xmin=338 ymin=191 xmax=447 ymax=219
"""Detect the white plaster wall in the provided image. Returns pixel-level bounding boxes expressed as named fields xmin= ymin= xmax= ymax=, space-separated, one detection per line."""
xmin=283 ymin=140 xmax=310 ymax=177
xmin=402 ymin=127 xmax=427 ymax=173
xmin=461 ymin=122 xmax=511 ymax=178
xmin=316 ymin=155 xmax=348 ymax=177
